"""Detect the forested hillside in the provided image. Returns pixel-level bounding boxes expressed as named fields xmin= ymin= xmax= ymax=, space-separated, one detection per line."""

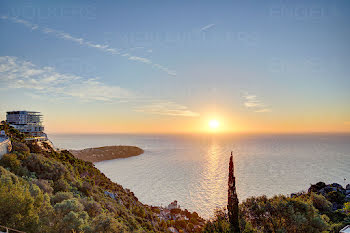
xmin=0 ymin=124 xmax=204 ymax=233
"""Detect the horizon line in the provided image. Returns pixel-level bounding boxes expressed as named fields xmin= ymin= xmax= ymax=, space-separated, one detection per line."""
xmin=46 ymin=131 xmax=350 ymax=135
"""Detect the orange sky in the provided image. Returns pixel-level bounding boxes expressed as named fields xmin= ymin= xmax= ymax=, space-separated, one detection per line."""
xmin=42 ymin=109 xmax=350 ymax=134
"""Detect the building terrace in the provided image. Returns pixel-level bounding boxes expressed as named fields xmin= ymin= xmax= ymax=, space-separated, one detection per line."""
xmin=6 ymin=111 xmax=45 ymax=137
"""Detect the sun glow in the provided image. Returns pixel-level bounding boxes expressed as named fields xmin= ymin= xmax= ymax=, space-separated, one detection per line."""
xmin=209 ymin=119 xmax=220 ymax=130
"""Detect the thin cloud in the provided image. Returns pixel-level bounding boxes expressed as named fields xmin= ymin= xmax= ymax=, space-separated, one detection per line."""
xmin=0 ymin=56 xmax=131 ymax=101
xmin=200 ymin=24 xmax=215 ymax=32
xmin=0 ymin=16 xmax=176 ymax=76
xmin=128 ymin=56 xmax=151 ymax=64
xmin=0 ymin=56 xmax=196 ymax=117
xmin=129 ymin=46 xmax=145 ymax=50
xmin=134 ymin=101 xmax=200 ymax=117
xmin=255 ymin=108 xmax=271 ymax=113
xmin=243 ymin=93 xmax=271 ymax=113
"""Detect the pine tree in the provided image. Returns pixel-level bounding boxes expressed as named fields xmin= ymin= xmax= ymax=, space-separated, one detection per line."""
xmin=227 ymin=152 xmax=240 ymax=233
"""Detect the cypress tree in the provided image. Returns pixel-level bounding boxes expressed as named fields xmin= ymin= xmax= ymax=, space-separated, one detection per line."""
xmin=227 ymin=152 xmax=240 ymax=233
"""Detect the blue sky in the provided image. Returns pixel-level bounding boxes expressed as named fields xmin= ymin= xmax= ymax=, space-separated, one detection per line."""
xmin=0 ymin=0 xmax=349 ymax=133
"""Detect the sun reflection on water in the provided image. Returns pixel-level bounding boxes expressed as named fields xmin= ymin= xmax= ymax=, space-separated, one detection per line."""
xmin=198 ymin=138 xmax=227 ymax=214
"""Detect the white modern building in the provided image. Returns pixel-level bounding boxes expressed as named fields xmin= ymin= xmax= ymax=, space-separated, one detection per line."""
xmin=340 ymin=225 xmax=350 ymax=233
xmin=6 ymin=111 xmax=45 ymax=137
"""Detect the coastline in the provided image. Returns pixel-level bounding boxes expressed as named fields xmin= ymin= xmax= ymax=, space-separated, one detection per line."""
xmin=1 ymin=126 xmax=350 ymax=232
xmin=70 ymin=145 xmax=144 ymax=162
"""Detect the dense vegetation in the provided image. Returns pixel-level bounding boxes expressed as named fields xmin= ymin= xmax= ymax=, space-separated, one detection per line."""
xmin=0 ymin=123 xmax=204 ymax=232
xmin=204 ymin=184 xmax=350 ymax=233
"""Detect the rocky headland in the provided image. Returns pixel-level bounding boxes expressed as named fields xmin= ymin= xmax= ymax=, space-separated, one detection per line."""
xmin=70 ymin=145 xmax=144 ymax=162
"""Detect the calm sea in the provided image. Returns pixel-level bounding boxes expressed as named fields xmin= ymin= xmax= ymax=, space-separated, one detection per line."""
xmin=49 ymin=133 xmax=350 ymax=218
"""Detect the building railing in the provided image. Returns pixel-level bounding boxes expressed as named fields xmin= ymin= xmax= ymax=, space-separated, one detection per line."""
xmin=0 ymin=225 xmax=26 ymax=233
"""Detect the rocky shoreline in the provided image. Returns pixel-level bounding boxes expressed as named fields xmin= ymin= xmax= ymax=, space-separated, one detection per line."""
xmin=292 ymin=182 xmax=350 ymax=211
xmin=70 ymin=145 xmax=144 ymax=162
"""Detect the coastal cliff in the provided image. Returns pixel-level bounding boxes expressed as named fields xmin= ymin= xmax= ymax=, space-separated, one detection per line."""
xmin=0 ymin=127 xmax=205 ymax=233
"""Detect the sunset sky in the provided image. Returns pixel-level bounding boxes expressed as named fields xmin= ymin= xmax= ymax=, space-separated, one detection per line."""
xmin=0 ymin=0 xmax=349 ymax=133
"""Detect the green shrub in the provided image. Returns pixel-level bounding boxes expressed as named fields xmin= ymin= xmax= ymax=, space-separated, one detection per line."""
xmin=54 ymin=178 xmax=70 ymax=192
xmin=344 ymin=202 xmax=350 ymax=215
xmin=51 ymin=191 xmax=74 ymax=205
xmin=26 ymin=142 xmax=43 ymax=153
xmin=132 ymin=206 xmax=146 ymax=218
xmin=0 ymin=167 xmax=53 ymax=232
xmin=159 ymin=220 xmax=167 ymax=228
xmin=190 ymin=217 xmax=199 ymax=225
xmin=23 ymin=154 xmax=68 ymax=181
xmin=330 ymin=222 xmax=347 ymax=232
xmin=80 ymin=198 xmax=102 ymax=217
xmin=187 ymin=222 xmax=194 ymax=231
xmin=327 ymin=191 xmax=345 ymax=203
xmin=54 ymin=198 xmax=84 ymax=216
xmin=175 ymin=219 xmax=187 ymax=230
xmin=240 ymin=195 xmax=329 ymax=232
xmin=0 ymin=153 xmax=21 ymax=174
xmin=92 ymin=214 xmax=126 ymax=232
xmin=78 ymin=180 xmax=93 ymax=195
xmin=12 ymin=141 xmax=30 ymax=154
xmin=61 ymin=211 xmax=90 ymax=233
xmin=32 ymin=179 xmax=54 ymax=194
xmin=310 ymin=192 xmax=332 ymax=212
xmin=4 ymin=124 xmax=25 ymax=142
xmin=203 ymin=208 xmax=230 ymax=233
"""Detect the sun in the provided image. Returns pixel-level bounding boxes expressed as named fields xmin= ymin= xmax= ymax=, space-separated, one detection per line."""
xmin=209 ymin=119 xmax=220 ymax=129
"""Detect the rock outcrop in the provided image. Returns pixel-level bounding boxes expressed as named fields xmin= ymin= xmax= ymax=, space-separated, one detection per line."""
xmin=308 ymin=182 xmax=350 ymax=210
